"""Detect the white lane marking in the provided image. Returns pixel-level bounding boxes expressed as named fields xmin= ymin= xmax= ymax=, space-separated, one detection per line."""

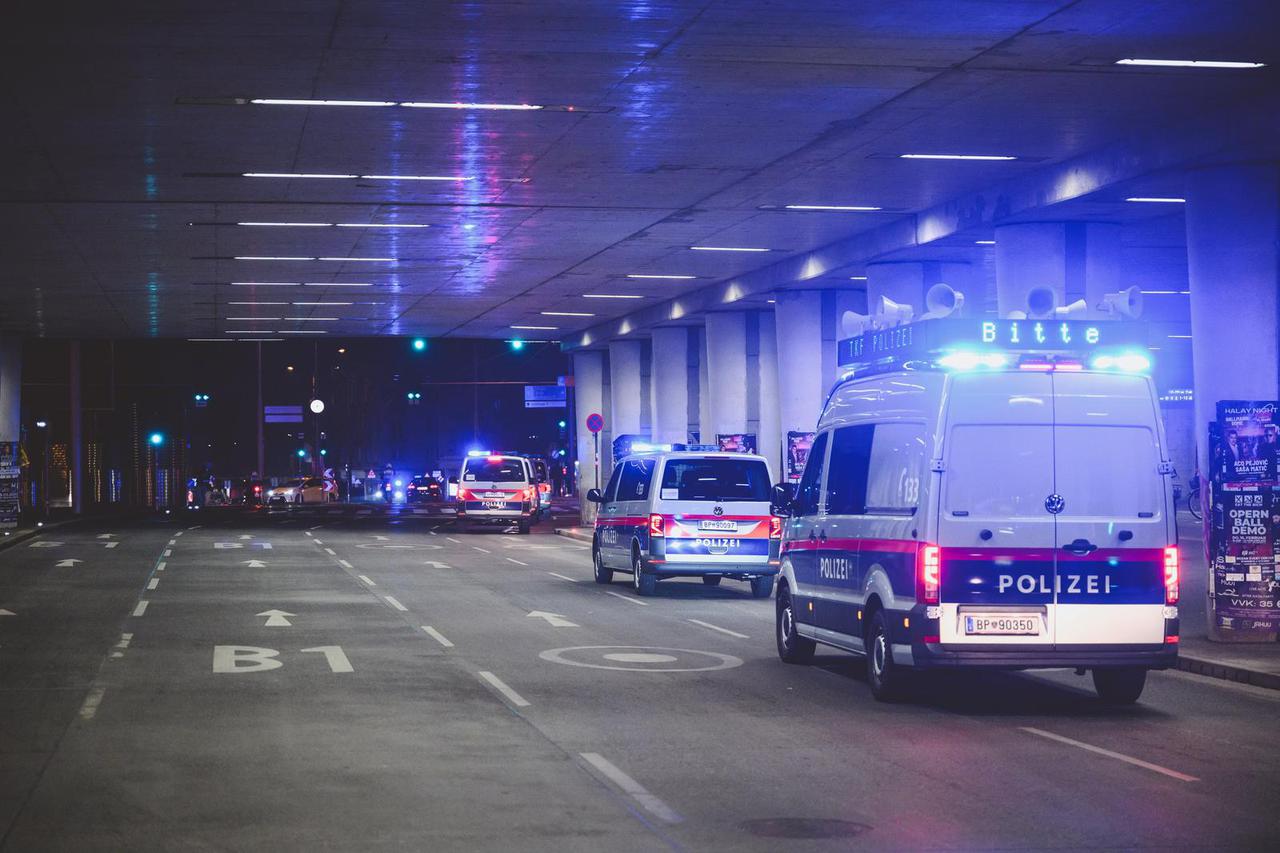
xmin=305 ymin=531 xmax=313 ymax=537
xmin=422 ymin=626 xmax=454 ymax=648
xmin=478 ymin=671 xmax=531 ymax=707
xmin=115 ymin=633 xmax=133 ymax=649
xmin=79 ymin=687 xmax=107 ymax=721
xmin=472 ymin=546 xmax=491 ymax=553
xmin=604 ymin=590 xmax=649 ymax=606
xmin=146 ymin=578 xmax=159 ymax=590
xmin=338 ymin=559 xmax=354 ymax=569
xmin=162 ymin=549 xmax=172 ymax=557
xmin=167 ymin=539 xmax=177 ymax=546
xmin=309 ymin=525 xmax=324 ymax=530
xmin=324 ymin=547 xmax=336 ymax=556
xmin=1019 ymin=727 xmax=1199 ymax=782
xmin=580 ymin=753 xmax=682 ymax=824
xmin=313 ymin=539 xmax=325 ymax=545
xmin=155 ymin=561 xmax=166 ymax=572
xmin=187 ymin=525 xmax=201 ymax=530
xmin=688 ymin=619 xmax=749 ymax=639
xmin=446 ymin=537 xmax=462 ymax=544
xmin=506 ymin=557 xmax=528 ymax=566
xmin=358 ymin=575 xmax=376 ymax=586
xmin=429 ymin=530 xmax=438 ymax=536
xmin=132 ymin=600 xmax=149 ymax=616
xmin=384 ymin=596 xmax=408 ymax=612
xmin=548 ymin=572 xmax=579 ymax=583
xmin=173 ymin=531 xmax=183 ymax=537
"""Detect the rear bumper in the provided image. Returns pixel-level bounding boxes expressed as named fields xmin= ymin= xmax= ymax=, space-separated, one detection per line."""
xmin=456 ymin=508 xmax=535 ymax=523
xmin=645 ymin=559 xmax=778 ymax=578
xmin=910 ymin=645 xmax=1178 ymax=670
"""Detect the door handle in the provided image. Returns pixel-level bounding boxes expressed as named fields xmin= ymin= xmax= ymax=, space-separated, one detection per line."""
xmin=808 ymin=531 xmax=817 ymax=542
xmin=1062 ymin=538 xmax=1097 ymax=555
xmin=818 ymin=530 xmax=828 ymax=543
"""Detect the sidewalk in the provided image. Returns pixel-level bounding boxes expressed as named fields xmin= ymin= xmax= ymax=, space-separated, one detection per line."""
xmin=558 ymin=512 xmax=1280 ymax=689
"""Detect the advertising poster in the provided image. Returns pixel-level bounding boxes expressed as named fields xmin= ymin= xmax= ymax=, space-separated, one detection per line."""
xmin=1215 ymin=401 xmax=1278 ymax=484
xmin=786 ymin=431 xmax=816 ymax=481
xmin=0 ymin=442 xmax=19 ymax=530
xmin=716 ymin=433 xmax=757 ymax=454
xmin=1211 ymin=488 xmax=1280 ymax=631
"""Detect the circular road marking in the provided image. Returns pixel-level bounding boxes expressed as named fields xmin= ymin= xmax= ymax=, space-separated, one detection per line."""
xmin=539 ymin=645 xmax=743 ymax=673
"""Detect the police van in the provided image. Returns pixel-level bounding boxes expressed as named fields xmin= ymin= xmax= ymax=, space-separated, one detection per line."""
xmin=588 ymin=448 xmax=781 ymax=596
xmin=455 ymin=451 xmax=540 ymax=534
xmin=772 ymin=318 xmax=1179 ymax=703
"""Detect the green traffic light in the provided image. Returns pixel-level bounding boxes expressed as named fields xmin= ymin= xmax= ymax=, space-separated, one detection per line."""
xmin=558 ymin=420 xmax=567 ymax=429
xmin=509 ymin=339 xmax=525 ymax=351
xmin=411 ymin=338 xmax=427 ymax=352
xmin=148 ymin=432 xmax=164 ymax=446
xmin=296 ymin=448 xmax=306 ymax=458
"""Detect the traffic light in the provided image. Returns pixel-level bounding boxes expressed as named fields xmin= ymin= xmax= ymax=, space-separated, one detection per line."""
xmin=509 ymin=338 xmax=525 ymax=351
xmin=193 ymin=393 xmax=210 ymax=407
xmin=411 ymin=338 xmax=427 ymax=352
xmin=296 ymin=448 xmax=307 ymax=458
xmin=148 ymin=432 xmax=164 ymax=446
xmin=557 ymin=420 xmax=567 ymax=429
xmin=406 ymin=391 xmax=422 ymax=405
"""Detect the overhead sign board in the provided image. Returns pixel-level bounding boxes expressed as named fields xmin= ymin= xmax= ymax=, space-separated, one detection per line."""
xmin=264 ymin=405 xmax=304 ymax=424
xmin=524 ymin=385 xmax=567 ymax=409
xmin=838 ymin=319 xmax=1148 ymax=367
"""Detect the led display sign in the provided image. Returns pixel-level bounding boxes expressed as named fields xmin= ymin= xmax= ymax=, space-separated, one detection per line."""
xmin=837 ymin=319 xmax=1147 ymax=367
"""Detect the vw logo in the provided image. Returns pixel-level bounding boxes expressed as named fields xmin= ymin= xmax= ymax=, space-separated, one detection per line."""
xmin=713 ymin=505 xmax=724 ymax=516
xmin=1045 ymin=494 xmax=1066 ymax=514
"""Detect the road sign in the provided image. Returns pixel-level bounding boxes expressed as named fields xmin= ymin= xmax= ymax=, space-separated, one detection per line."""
xmin=586 ymin=412 xmax=604 ymax=433
xmin=524 ymin=385 xmax=567 ymax=409
xmin=264 ymin=405 xmax=304 ymax=424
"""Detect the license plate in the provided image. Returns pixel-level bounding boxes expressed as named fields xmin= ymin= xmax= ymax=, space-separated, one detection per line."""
xmin=484 ymin=492 xmax=508 ymax=500
xmin=698 ymin=520 xmax=738 ymax=532
xmin=964 ymin=614 xmax=1040 ymax=636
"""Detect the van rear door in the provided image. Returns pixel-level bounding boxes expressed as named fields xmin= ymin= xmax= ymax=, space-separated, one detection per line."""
xmin=938 ymin=373 xmax=1057 ymax=646
xmin=1050 ymin=372 xmax=1168 ymax=645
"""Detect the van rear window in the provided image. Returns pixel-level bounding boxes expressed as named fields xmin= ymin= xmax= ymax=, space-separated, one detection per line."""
xmin=1054 ymin=426 xmax=1160 ymax=517
xmin=945 ymin=425 xmax=1054 ymax=518
xmin=463 ymin=459 xmax=526 ymax=483
xmin=660 ymin=458 xmax=771 ymax=502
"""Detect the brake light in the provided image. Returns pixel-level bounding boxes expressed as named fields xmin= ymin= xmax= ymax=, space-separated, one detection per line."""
xmin=769 ymin=516 xmax=782 ymax=539
xmin=253 ymin=485 xmax=261 ymax=493
xmin=457 ymin=488 xmax=474 ymax=502
xmin=649 ymin=513 xmax=665 ymax=537
xmin=487 ymin=455 xmax=504 ymax=462
xmin=1163 ymin=545 xmax=1179 ymax=605
xmin=916 ymin=543 xmax=940 ymax=605
xmin=539 ymin=483 xmax=550 ymax=494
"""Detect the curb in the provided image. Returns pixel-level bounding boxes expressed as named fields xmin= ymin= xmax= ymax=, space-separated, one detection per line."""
xmin=0 ymin=519 xmax=80 ymax=553
xmin=555 ymin=527 xmax=593 ymax=544
xmin=1177 ymin=654 xmax=1280 ymax=691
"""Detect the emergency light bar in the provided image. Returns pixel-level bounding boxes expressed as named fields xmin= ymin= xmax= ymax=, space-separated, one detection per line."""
xmin=466 ymin=449 xmax=493 ymax=457
xmin=837 ymin=318 xmax=1148 ymax=370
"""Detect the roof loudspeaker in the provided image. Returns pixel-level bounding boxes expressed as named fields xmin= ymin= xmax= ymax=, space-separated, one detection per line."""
xmin=842 ymin=310 xmax=872 ymax=337
xmin=874 ymin=295 xmax=915 ymax=329
xmin=1025 ymin=286 xmax=1059 ymax=319
xmin=1097 ymin=286 xmax=1144 ymax=319
xmin=920 ymin=283 xmax=965 ymax=320
xmin=1054 ymin=298 xmax=1088 ymax=318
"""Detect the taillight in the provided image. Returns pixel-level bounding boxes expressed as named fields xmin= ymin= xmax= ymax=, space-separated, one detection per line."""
xmin=524 ymin=487 xmax=536 ymax=502
xmin=769 ymin=516 xmax=782 ymax=539
xmin=457 ymin=488 xmax=473 ymax=502
xmin=649 ymin=514 xmax=665 ymax=537
xmin=539 ymin=483 xmax=550 ymax=494
xmin=1163 ymin=545 xmax=1179 ymax=605
xmin=253 ymin=485 xmax=261 ymax=493
xmin=916 ymin=543 xmax=940 ymax=605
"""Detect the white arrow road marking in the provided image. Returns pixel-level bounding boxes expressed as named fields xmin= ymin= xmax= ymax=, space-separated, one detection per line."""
xmin=528 ymin=611 xmax=579 ymax=628
xmin=384 ymin=596 xmax=409 ymax=611
xmin=580 ymin=753 xmax=681 ymax=824
xmin=1019 ymin=728 xmax=1199 ymax=782
xmin=547 ymin=572 xmax=579 ymax=583
xmin=0 ymin=609 xmax=15 ymax=617
xmin=604 ymin=590 xmax=649 ymax=606
xmin=55 ymin=559 xmax=83 ymax=567
xmin=258 ymin=609 xmax=295 ymax=627
xmin=478 ymin=671 xmax=530 ymax=707
xmin=687 ymin=619 xmax=749 ymax=639
xmin=506 ymin=557 xmax=528 ymax=566
xmin=239 ymin=534 xmax=253 ymax=540
xmin=421 ymin=626 xmax=454 ymax=647
xmin=132 ymin=601 xmax=149 ymax=617
xmin=423 ymin=561 xmax=452 ymax=569
xmin=242 ymin=560 xmax=267 ymax=568
xmin=173 ymin=531 xmax=183 ymax=537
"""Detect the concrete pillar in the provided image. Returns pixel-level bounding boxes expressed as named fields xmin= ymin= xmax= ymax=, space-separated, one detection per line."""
xmin=775 ymin=292 xmax=825 ymax=448
xmin=866 ymin=261 xmax=973 ymax=318
xmin=650 ymin=327 xmax=689 ymax=445
xmin=69 ymin=341 xmax=83 ymax=514
xmin=994 ymin=222 xmax=1121 ymax=318
xmin=608 ymin=341 xmax=643 ymax=437
xmin=572 ymin=351 xmax=605 ymax=523
xmin=1186 ymin=164 xmax=1280 ymax=642
xmin=757 ymin=311 xmax=782 ymax=479
xmin=696 ymin=328 xmax=711 ymax=442
xmin=704 ymin=312 xmax=748 ymax=439
xmin=0 ymin=336 xmax=19 ymax=445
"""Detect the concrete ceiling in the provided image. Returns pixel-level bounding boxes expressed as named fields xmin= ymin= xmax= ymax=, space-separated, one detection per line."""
xmin=0 ymin=0 xmax=1276 ymax=341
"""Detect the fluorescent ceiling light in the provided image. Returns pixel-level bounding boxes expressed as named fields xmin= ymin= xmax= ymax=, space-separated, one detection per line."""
xmin=243 ymin=172 xmax=471 ymax=182
xmin=690 ymin=246 xmax=771 ymax=252
xmin=317 ymin=257 xmax=396 ymax=262
xmin=359 ymin=174 xmax=470 ymax=182
xmin=242 ymin=172 xmax=357 ymax=179
xmin=975 ymin=240 xmax=996 ymax=245
xmin=335 ymin=223 xmax=430 ymax=228
xmin=237 ymin=222 xmax=330 ymax=227
xmin=1126 ymin=196 xmax=1185 ymax=203
xmin=241 ymin=338 xmax=283 ymax=342
xmin=278 ymin=330 xmax=328 ymax=334
xmin=849 ymin=275 xmax=868 ymax=281
xmin=626 ymin=274 xmax=696 ymax=280
xmin=235 ymin=256 xmax=314 ymax=261
xmin=400 ymin=101 xmax=542 ymax=110
xmin=188 ymin=338 xmax=236 ymax=342
xmin=583 ymin=293 xmax=643 ymax=299
xmin=251 ymin=98 xmax=397 ymax=106
xmin=783 ymin=204 xmax=882 ymax=211
xmin=231 ymin=282 xmax=301 ymax=286
xmin=292 ymin=301 xmax=353 ymax=306
xmin=1167 ymin=334 xmax=1192 ymax=339
xmin=541 ymin=311 xmax=594 ymax=317
xmin=226 ymin=329 xmax=276 ymax=334
xmin=511 ymin=325 xmax=558 ymax=330
xmin=899 ymin=154 xmax=1016 ymax=161
xmin=226 ymin=317 xmax=279 ymax=321
xmin=1141 ymin=290 xmax=1191 ymax=295
xmin=303 ymin=282 xmax=372 ymax=287
xmin=283 ymin=317 xmax=340 ymax=321
xmin=229 ymin=301 xmax=288 ymax=306
xmin=1115 ymin=58 xmax=1265 ymax=69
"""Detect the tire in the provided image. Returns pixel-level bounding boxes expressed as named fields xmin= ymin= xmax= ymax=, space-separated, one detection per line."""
xmin=750 ymin=575 xmax=775 ymax=599
xmin=518 ymin=521 xmax=531 ymax=535
xmin=631 ymin=548 xmax=656 ymax=596
xmin=866 ymin=609 xmax=905 ymax=702
xmin=593 ymin=547 xmax=613 ymax=584
xmin=1093 ymin=667 xmax=1147 ymax=704
xmin=776 ymin=585 xmax=815 ymax=664
xmin=702 ymin=575 xmax=722 ymax=587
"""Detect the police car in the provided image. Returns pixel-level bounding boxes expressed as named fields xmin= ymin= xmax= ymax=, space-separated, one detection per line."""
xmin=773 ymin=318 xmax=1179 ymax=703
xmin=588 ymin=448 xmax=781 ymax=596
xmin=455 ymin=451 xmax=540 ymax=534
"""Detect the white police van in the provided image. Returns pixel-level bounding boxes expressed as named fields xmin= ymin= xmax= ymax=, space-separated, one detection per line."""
xmin=588 ymin=448 xmax=781 ymax=596
xmin=456 ymin=451 xmax=539 ymax=534
xmin=773 ymin=318 xmax=1179 ymax=703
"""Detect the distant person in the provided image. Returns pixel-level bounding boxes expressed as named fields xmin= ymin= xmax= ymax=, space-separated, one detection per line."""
xmin=550 ymin=462 xmax=564 ymax=497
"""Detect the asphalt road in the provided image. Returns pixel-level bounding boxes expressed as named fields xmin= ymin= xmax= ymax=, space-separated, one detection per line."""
xmin=1 ymin=507 xmax=1277 ymax=851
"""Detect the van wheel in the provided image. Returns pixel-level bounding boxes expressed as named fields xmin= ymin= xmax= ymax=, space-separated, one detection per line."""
xmin=750 ymin=576 xmax=775 ymax=599
xmin=776 ymin=586 xmax=815 ymax=664
xmin=631 ymin=550 xmax=656 ymax=596
xmin=867 ymin=610 xmax=905 ymax=702
xmin=593 ymin=548 xmax=613 ymax=585
xmin=702 ymin=576 xmax=722 ymax=587
xmin=1093 ymin=667 xmax=1147 ymax=704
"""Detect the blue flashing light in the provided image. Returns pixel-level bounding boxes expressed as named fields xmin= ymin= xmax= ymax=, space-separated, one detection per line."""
xmin=1092 ymin=351 xmax=1151 ymax=372
xmin=509 ymin=338 xmax=525 ymax=351
xmin=466 ymin=449 xmax=492 ymax=457
xmin=630 ymin=442 xmax=673 ymax=453
xmin=394 ymin=478 xmax=403 ymax=487
xmin=937 ymin=351 xmax=1008 ymax=371
xmin=411 ymin=338 xmax=427 ymax=352
xmin=394 ymin=490 xmax=405 ymax=501
xmin=148 ymin=432 xmax=164 ymax=446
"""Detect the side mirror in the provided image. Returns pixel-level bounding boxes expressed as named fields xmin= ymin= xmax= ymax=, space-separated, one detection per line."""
xmin=586 ymin=488 xmax=604 ymax=504
xmin=770 ymin=483 xmax=794 ymax=517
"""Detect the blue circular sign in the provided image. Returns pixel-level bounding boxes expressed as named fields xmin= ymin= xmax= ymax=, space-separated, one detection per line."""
xmin=585 ymin=413 xmax=604 ymax=433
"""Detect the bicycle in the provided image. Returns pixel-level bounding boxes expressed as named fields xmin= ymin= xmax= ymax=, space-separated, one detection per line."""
xmin=1187 ymin=475 xmax=1202 ymax=521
